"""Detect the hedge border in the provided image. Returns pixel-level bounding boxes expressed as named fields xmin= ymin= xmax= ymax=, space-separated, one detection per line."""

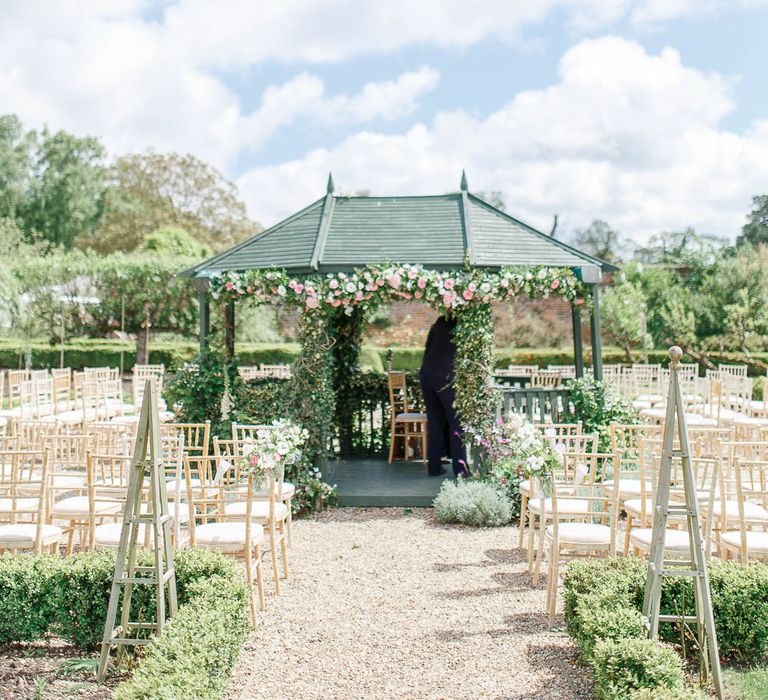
xmin=0 ymin=549 xmax=250 ymax=700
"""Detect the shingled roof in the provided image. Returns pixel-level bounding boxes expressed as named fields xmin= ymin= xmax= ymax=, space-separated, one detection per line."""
xmin=180 ymin=173 xmax=615 ymax=279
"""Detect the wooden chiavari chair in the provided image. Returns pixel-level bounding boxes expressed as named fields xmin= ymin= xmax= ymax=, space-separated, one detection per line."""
xmin=718 ymin=458 xmax=768 ymax=561
xmin=161 ymin=422 xmax=211 ymax=458
xmin=0 ymin=449 xmax=60 ymax=554
xmin=185 ymin=454 xmax=266 ymax=623
xmin=387 ymin=371 xmax=427 ymax=464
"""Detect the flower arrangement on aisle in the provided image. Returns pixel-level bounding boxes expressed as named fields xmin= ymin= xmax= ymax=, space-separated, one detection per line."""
xmin=482 ymin=415 xmax=562 ymax=517
xmin=237 ymin=419 xmax=309 ymax=486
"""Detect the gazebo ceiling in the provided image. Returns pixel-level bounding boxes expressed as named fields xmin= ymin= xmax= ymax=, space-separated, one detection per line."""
xmin=179 ymin=173 xmax=616 ymax=280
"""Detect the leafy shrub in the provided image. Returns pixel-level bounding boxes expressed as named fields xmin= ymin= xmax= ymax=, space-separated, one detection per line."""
xmin=574 ymin=592 xmax=646 ymax=661
xmin=113 ymin=575 xmax=249 ymax=700
xmin=563 ymin=377 xmax=638 ymax=451
xmin=630 ymin=687 xmax=707 ymax=699
xmin=433 ymin=479 xmax=512 ymax=527
xmin=591 ymin=638 xmax=686 ymax=699
xmin=564 ymin=557 xmax=768 ymax=663
xmin=0 ymin=548 xmax=236 ymax=649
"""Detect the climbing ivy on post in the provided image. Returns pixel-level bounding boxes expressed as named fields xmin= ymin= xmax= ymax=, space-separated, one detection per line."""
xmin=329 ymin=307 xmax=365 ymax=457
xmin=288 ymin=309 xmax=336 ymax=466
xmin=452 ymin=303 xmax=497 ymax=471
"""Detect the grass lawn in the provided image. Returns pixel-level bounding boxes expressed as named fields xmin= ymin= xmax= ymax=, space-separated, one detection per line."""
xmin=724 ymin=666 xmax=768 ymax=699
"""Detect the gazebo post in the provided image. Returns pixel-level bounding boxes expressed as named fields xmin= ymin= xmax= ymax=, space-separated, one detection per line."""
xmin=224 ymin=299 xmax=235 ymax=360
xmin=589 ymin=284 xmax=603 ymax=380
xmin=193 ymin=278 xmax=210 ymax=353
xmin=571 ymin=304 xmax=584 ymax=378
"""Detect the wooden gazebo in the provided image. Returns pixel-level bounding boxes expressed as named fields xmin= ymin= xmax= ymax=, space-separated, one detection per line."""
xmin=180 ymin=173 xmax=616 ymax=378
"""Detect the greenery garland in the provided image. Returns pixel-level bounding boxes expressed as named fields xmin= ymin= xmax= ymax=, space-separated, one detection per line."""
xmin=210 ymin=263 xmax=588 ymax=469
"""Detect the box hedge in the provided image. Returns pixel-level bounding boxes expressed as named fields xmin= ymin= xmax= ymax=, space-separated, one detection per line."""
xmin=564 ymin=557 xmax=768 ymax=663
xmin=0 ymin=548 xmax=238 ymax=649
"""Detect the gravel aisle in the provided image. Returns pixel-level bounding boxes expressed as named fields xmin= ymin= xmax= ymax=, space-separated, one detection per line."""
xmin=226 ymin=508 xmax=592 ymax=700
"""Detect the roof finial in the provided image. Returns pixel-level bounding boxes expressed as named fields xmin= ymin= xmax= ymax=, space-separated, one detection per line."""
xmin=460 ymin=169 xmax=468 ymax=192
xmin=326 ymin=172 xmax=335 ymax=194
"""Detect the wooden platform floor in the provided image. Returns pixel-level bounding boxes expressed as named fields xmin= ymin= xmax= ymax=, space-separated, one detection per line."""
xmin=326 ymin=457 xmax=451 ymax=507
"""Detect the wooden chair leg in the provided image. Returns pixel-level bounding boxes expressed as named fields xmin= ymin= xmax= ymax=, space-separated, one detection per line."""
xmin=548 ymin=545 xmax=561 ymax=627
xmin=388 ymin=426 xmax=396 ymax=463
xmin=244 ymin=547 xmax=258 ymax=625
xmin=623 ymin=514 xmax=633 ymax=556
xmin=285 ymin=500 xmax=293 ymax=548
xmin=279 ymin=522 xmax=289 ymax=581
xmin=421 ymin=427 xmax=427 ymax=464
xmin=255 ymin=543 xmax=266 ymax=611
xmin=518 ymin=494 xmax=529 ymax=549
xmin=268 ymin=521 xmax=281 ymax=593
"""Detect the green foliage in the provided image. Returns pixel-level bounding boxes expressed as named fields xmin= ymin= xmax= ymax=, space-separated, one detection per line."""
xmin=113 ymin=575 xmax=249 ymax=700
xmin=591 ymin=638 xmax=686 ymax=699
xmin=602 ymin=275 xmax=651 ymax=361
xmin=22 ymin=127 xmax=105 ymax=249
xmin=563 ymin=377 xmax=638 ymax=451
xmin=0 ymin=549 xmax=237 ymax=650
xmin=433 ymin=479 xmax=513 ymax=527
xmin=93 ymin=152 xmax=259 ymax=254
xmin=140 ymin=226 xmax=210 ymax=258
xmin=572 ymin=219 xmax=623 ymax=264
xmin=574 ymin=593 xmax=646 ymax=661
xmin=563 ymin=557 xmax=768 ymax=663
xmin=738 ymin=194 xmax=768 ymax=247
xmin=0 ymin=114 xmax=34 ymax=220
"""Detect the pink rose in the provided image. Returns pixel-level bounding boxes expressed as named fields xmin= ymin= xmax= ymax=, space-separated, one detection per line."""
xmin=574 ymin=297 xmax=584 ymax=306
xmin=407 ymin=269 xmax=417 ymax=280
xmin=329 ymin=279 xmax=339 ymax=289
xmin=355 ymin=291 xmax=364 ymax=301
xmin=388 ymin=274 xmax=402 ymax=289
xmin=443 ymin=278 xmax=455 ymax=290
xmin=462 ymin=290 xmax=474 ymax=301
xmin=376 ymin=279 xmax=385 ymax=287
xmin=551 ymin=279 xmax=560 ymax=289
xmin=414 ymin=291 xmax=423 ymax=299
xmin=294 ymin=283 xmax=304 ymax=294
xmin=225 ymin=282 xmax=233 ymax=291
xmin=288 ymin=279 xmax=296 ymax=289
xmin=332 ymin=300 xmax=342 ymax=307
xmin=246 ymin=286 xmax=253 ymax=294
xmin=443 ymin=291 xmax=456 ymax=306
xmin=468 ymin=282 xmax=477 ymax=292
xmin=306 ymin=297 xmax=319 ymax=309
xmin=417 ymin=277 xmax=427 ymax=289
xmin=500 ymin=279 xmax=509 ymax=288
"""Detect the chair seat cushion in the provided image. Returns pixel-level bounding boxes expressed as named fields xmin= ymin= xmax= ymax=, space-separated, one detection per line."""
xmin=224 ymin=500 xmax=288 ymax=522
xmin=529 ymin=498 xmax=590 ymax=516
xmin=623 ymin=498 xmax=655 ymax=517
xmin=0 ymin=523 xmax=62 ymax=548
xmin=256 ymin=482 xmax=296 ymax=500
xmin=394 ymin=412 xmax=426 ymax=422
xmin=0 ymin=416 xmax=7 ymax=428
xmin=43 ymin=473 xmax=85 ymax=489
xmin=94 ymin=523 xmax=153 ymax=548
xmin=165 ymin=477 xmax=202 ymax=496
xmin=195 ymin=522 xmax=264 ymax=552
xmin=721 ymin=530 xmax=768 ymax=554
xmin=53 ymin=496 xmax=121 ymax=517
xmin=546 ymin=522 xmax=611 ymax=546
xmin=0 ymin=497 xmax=39 ymax=513
xmin=733 ymin=415 xmax=768 ymax=428
xmin=630 ymin=527 xmax=690 ymax=552
xmin=603 ymin=479 xmax=653 ymax=496
xmin=710 ymin=500 xmax=768 ymax=521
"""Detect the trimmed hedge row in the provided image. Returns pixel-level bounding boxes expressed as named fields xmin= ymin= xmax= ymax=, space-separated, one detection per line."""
xmin=114 ymin=574 xmax=249 ymax=700
xmin=2 ymin=338 xmax=768 ymax=376
xmin=563 ymin=558 xmax=768 ymax=698
xmin=0 ymin=548 xmax=238 ymax=648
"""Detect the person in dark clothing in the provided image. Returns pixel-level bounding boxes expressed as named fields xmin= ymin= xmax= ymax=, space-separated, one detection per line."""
xmin=419 ymin=315 xmax=467 ymax=477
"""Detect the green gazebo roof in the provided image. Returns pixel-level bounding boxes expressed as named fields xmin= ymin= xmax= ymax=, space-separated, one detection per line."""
xmin=180 ymin=173 xmax=615 ymax=279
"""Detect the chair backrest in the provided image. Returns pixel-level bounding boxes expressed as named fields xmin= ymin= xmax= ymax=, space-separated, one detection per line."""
xmin=534 ymin=423 xmax=582 ymax=437
xmin=84 ymin=421 xmax=134 ymax=455
xmin=260 ymin=364 xmax=292 ymax=379
xmin=161 ymin=422 xmax=210 ymax=457
xmin=212 ymin=437 xmax=243 ymax=482
xmin=50 ymin=368 xmax=71 ymax=409
xmin=505 ymin=365 xmax=539 ymax=375
xmin=719 ymin=364 xmax=748 ymax=378
xmin=237 ymin=366 xmax=262 ymax=381
xmin=84 ymin=367 xmax=119 ymax=380
xmin=132 ymin=365 xmax=165 ymax=407
xmin=0 ymin=450 xmax=50 ymax=552
xmin=45 ymin=434 xmax=88 ymax=472
xmin=0 ymin=449 xmax=42 ymax=482
xmin=530 ymin=369 xmax=563 ymax=388
xmin=7 ymin=369 xmax=30 ymax=408
xmin=387 ymin=371 xmax=411 ymax=415
xmin=232 ymin=422 xmax=274 ymax=444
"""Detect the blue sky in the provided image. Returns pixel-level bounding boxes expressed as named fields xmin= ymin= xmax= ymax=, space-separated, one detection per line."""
xmin=1 ymin=1 xmax=767 ymax=243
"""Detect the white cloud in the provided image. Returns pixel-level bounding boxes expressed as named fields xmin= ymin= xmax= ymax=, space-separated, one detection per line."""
xmin=241 ymin=67 xmax=440 ymax=151
xmin=237 ymin=37 xmax=768 ymax=242
xmin=631 ymin=0 xmax=768 ymax=26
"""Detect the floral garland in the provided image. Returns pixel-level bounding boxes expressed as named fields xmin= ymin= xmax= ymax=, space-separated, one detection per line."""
xmin=210 ymin=263 xmax=586 ymax=314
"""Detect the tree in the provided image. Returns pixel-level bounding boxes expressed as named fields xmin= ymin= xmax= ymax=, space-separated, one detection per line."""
xmin=572 ymin=220 xmax=622 ymax=263
xmin=21 ymin=128 xmax=106 ymax=249
xmin=737 ymin=195 xmax=768 ymax=247
xmin=91 ymin=152 xmax=260 ymax=253
xmin=140 ymin=225 xmax=210 ymax=258
xmin=632 ymin=228 xmax=725 ymax=268
xmin=601 ymin=277 xmax=651 ymax=362
xmin=0 ymin=114 xmax=34 ymax=221
xmin=476 ymin=190 xmax=507 ymax=211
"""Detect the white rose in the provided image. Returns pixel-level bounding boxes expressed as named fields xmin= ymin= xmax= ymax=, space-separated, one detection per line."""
xmin=276 ymin=442 xmax=291 ymax=455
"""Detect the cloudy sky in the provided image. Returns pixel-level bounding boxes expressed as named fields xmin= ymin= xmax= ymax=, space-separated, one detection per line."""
xmin=1 ymin=0 xmax=767 ymax=242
